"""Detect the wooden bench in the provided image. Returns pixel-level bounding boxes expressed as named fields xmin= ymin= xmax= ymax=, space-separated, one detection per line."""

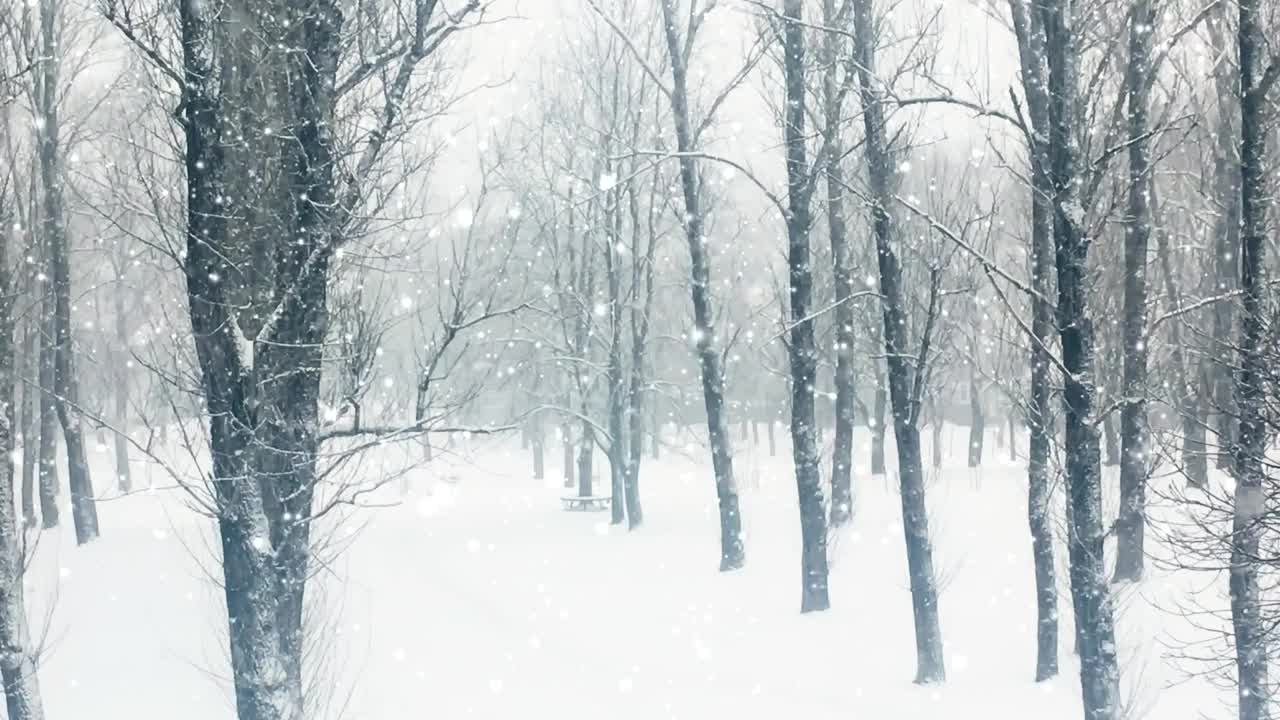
xmin=561 ymin=495 xmax=611 ymax=512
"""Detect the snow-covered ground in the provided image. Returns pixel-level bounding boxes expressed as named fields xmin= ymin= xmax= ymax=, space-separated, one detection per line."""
xmin=29 ymin=425 xmax=1227 ymax=718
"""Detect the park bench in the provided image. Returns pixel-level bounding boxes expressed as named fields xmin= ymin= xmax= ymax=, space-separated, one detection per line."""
xmin=561 ymin=495 xmax=611 ymax=512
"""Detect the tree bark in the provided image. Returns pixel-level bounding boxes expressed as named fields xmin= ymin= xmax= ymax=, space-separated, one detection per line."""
xmin=1113 ymin=0 xmax=1154 ymax=584
xmin=36 ymin=0 xmax=97 ymax=545
xmin=113 ymin=284 xmax=132 ymax=492
xmin=562 ymin=421 xmax=575 ymax=489
xmin=781 ymin=0 xmax=830 ymax=614
xmin=853 ymin=0 xmax=944 ymax=681
xmin=36 ymin=317 xmax=57 ymax=529
xmin=1041 ymin=0 xmax=1121 ymax=713
xmin=1010 ymin=0 xmax=1059 ymax=680
xmin=19 ymin=309 xmax=37 ymax=529
xmin=871 ymin=369 xmax=888 ymax=475
xmin=1229 ymin=3 xmax=1274 ymax=716
xmin=0 ymin=187 xmax=47 ymax=720
xmin=659 ymin=0 xmax=744 ymax=571
xmin=824 ymin=0 xmax=855 ymax=529
xmin=968 ymin=370 xmax=984 ymax=468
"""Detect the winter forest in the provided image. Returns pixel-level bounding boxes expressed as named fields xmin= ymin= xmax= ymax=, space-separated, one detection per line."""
xmin=0 ymin=0 xmax=1278 ymax=717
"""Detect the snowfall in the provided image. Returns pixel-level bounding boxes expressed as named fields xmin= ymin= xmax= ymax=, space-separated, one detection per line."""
xmin=29 ymin=424 xmax=1232 ymax=719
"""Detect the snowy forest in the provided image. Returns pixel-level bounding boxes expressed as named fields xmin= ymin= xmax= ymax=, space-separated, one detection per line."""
xmin=0 ymin=0 xmax=1278 ymax=717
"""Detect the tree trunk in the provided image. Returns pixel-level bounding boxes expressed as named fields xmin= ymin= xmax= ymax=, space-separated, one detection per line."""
xmin=871 ymin=377 xmax=887 ymax=475
xmin=577 ymin=420 xmax=594 ymax=498
xmin=824 ymin=0 xmax=855 ymax=529
xmin=531 ymin=420 xmax=545 ymax=480
xmin=853 ymin=0 xmax=944 ymax=681
xmin=1229 ymin=3 xmax=1273 ymax=716
xmin=113 ymin=286 xmax=132 ymax=492
xmin=968 ymin=371 xmax=984 ymax=468
xmin=781 ymin=0 xmax=829 ymax=613
xmin=1042 ymin=0 xmax=1121 ymax=712
xmin=1010 ymin=0 xmax=1059 ymax=678
xmin=767 ymin=418 xmax=777 ymax=457
xmin=1114 ymin=0 xmax=1154 ymax=583
xmin=562 ymin=422 xmax=575 ymax=489
xmin=649 ymin=409 xmax=660 ymax=460
xmin=19 ymin=312 xmax=37 ymax=528
xmin=36 ymin=0 xmax=97 ymax=544
xmin=660 ymin=0 xmax=744 ymax=571
xmin=1206 ymin=8 xmax=1239 ymax=473
xmin=0 ymin=193 xmax=47 ymax=720
xmin=605 ymin=191 xmax=627 ymax=526
xmin=36 ymin=321 xmax=57 ymax=529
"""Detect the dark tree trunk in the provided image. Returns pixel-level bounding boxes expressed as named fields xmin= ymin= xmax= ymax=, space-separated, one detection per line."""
xmin=968 ymin=371 xmax=984 ymax=468
xmin=1229 ymin=3 xmax=1274 ymax=716
xmin=35 ymin=0 xmax=96 ymax=544
xmin=1007 ymin=415 xmax=1017 ymax=462
xmin=853 ymin=0 xmax=944 ymax=682
xmin=1010 ymin=0 xmax=1059 ymax=679
xmin=781 ymin=0 xmax=829 ymax=613
xmin=660 ymin=0 xmax=744 ymax=571
xmin=824 ymin=0 xmax=855 ymax=529
xmin=1113 ymin=0 xmax=1154 ymax=584
xmin=1041 ymin=0 xmax=1121 ymax=713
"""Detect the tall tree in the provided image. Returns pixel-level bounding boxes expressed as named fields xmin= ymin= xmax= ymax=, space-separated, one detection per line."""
xmin=1229 ymin=0 xmax=1279 ymax=717
xmin=0 ymin=62 xmax=46 ymax=716
xmin=654 ymin=0 xmax=745 ymax=570
xmin=852 ymin=0 xmax=945 ymax=682
xmin=1041 ymin=0 xmax=1121 ymax=713
xmin=35 ymin=0 xmax=98 ymax=545
xmin=1113 ymin=0 xmax=1157 ymax=584
xmin=780 ymin=0 xmax=830 ymax=613
xmin=823 ymin=0 xmax=856 ymax=528
xmin=1009 ymin=0 xmax=1059 ymax=681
